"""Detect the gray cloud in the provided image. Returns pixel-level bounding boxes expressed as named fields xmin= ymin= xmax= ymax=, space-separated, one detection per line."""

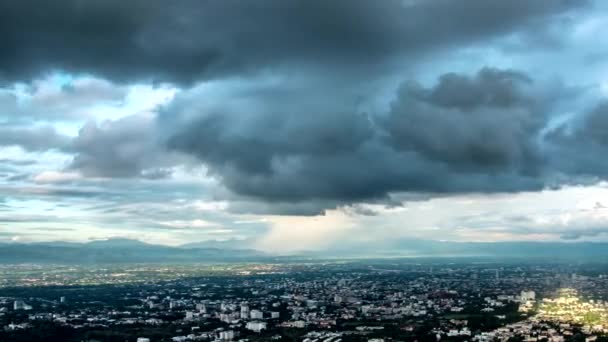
xmin=0 ymin=159 xmax=37 ymax=166
xmin=164 ymin=67 xmax=558 ymax=212
xmin=546 ymin=102 xmax=608 ymax=178
xmin=67 ymin=114 xmax=180 ymax=178
xmin=0 ymin=0 xmax=585 ymax=85
xmin=384 ymin=68 xmax=544 ymax=174
xmin=560 ymin=228 xmax=608 ymax=240
xmin=0 ymin=124 xmax=70 ymax=151
xmin=0 ymin=185 xmax=107 ymax=199
xmin=0 ymin=77 xmax=128 ymax=124
xmin=162 ymin=63 xmax=608 ymax=215
xmin=1 ymin=0 xmax=606 ymax=222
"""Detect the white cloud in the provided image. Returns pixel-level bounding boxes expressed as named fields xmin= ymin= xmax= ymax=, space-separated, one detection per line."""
xmin=33 ymin=171 xmax=81 ymax=184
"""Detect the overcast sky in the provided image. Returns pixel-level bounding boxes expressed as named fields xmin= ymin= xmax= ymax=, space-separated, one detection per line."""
xmin=2 ymin=0 xmax=608 ymax=252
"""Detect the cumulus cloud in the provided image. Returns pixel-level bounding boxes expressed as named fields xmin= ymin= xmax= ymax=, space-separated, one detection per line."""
xmin=67 ymin=114 xmax=182 ymax=178
xmin=384 ymin=68 xmax=546 ymax=175
xmin=162 ymin=67 xmax=566 ymax=211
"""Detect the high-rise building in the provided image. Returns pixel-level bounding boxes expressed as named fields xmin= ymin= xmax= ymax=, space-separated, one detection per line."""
xmin=240 ymin=304 xmax=249 ymax=317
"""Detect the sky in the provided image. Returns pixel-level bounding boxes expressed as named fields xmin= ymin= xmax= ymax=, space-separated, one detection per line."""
xmin=2 ymin=0 xmax=608 ymax=253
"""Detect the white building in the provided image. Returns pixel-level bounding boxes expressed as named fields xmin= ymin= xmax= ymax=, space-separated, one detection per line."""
xmin=246 ymin=321 xmax=267 ymax=333
xmin=136 ymin=338 xmax=150 ymax=342
xmin=521 ymin=290 xmax=536 ymax=302
xmin=219 ymin=330 xmax=235 ymax=340
xmin=250 ymin=309 xmax=263 ymax=319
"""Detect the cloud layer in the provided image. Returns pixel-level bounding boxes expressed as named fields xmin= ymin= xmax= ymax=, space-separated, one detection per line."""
xmin=2 ymin=0 xmax=608 ymax=249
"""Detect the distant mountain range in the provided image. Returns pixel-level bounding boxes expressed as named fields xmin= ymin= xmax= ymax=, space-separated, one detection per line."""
xmin=0 ymin=238 xmax=268 ymax=264
xmin=317 ymin=239 xmax=608 ymax=261
xmin=1 ymin=238 xmax=608 ymax=264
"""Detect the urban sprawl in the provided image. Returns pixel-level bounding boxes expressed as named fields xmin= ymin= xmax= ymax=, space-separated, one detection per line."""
xmin=2 ymin=261 xmax=608 ymax=341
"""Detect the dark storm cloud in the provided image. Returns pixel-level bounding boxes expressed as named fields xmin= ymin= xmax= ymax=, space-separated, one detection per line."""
xmin=383 ymin=68 xmax=544 ymax=174
xmin=164 ymin=67 xmax=554 ymax=211
xmin=546 ymin=102 xmax=608 ymax=178
xmin=0 ymin=0 xmax=585 ymax=84
xmin=1 ymin=0 xmax=600 ymax=219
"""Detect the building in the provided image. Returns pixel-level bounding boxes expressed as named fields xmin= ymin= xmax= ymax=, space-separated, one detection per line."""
xmin=246 ymin=321 xmax=267 ymax=333
xmin=521 ymin=291 xmax=536 ymax=302
xmin=136 ymin=338 xmax=150 ymax=342
xmin=13 ymin=301 xmax=32 ymax=311
xmin=240 ymin=304 xmax=249 ymax=317
xmin=271 ymin=311 xmax=280 ymax=319
xmin=250 ymin=309 xmax=263 ymax=319
xmin=219 ymin=330 xmax=235 ymax=340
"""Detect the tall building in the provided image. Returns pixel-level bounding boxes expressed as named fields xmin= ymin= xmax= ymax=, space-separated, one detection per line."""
xmin=240 ymin=304 xmax=249 ymax=317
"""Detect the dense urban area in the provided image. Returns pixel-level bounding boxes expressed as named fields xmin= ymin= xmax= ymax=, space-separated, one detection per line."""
xmin=2 ymin=260 xmax=608 ymax=341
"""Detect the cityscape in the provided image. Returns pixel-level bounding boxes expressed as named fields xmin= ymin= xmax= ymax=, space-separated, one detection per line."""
xmin=3 ymin=261 xmax=608 ymax=341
